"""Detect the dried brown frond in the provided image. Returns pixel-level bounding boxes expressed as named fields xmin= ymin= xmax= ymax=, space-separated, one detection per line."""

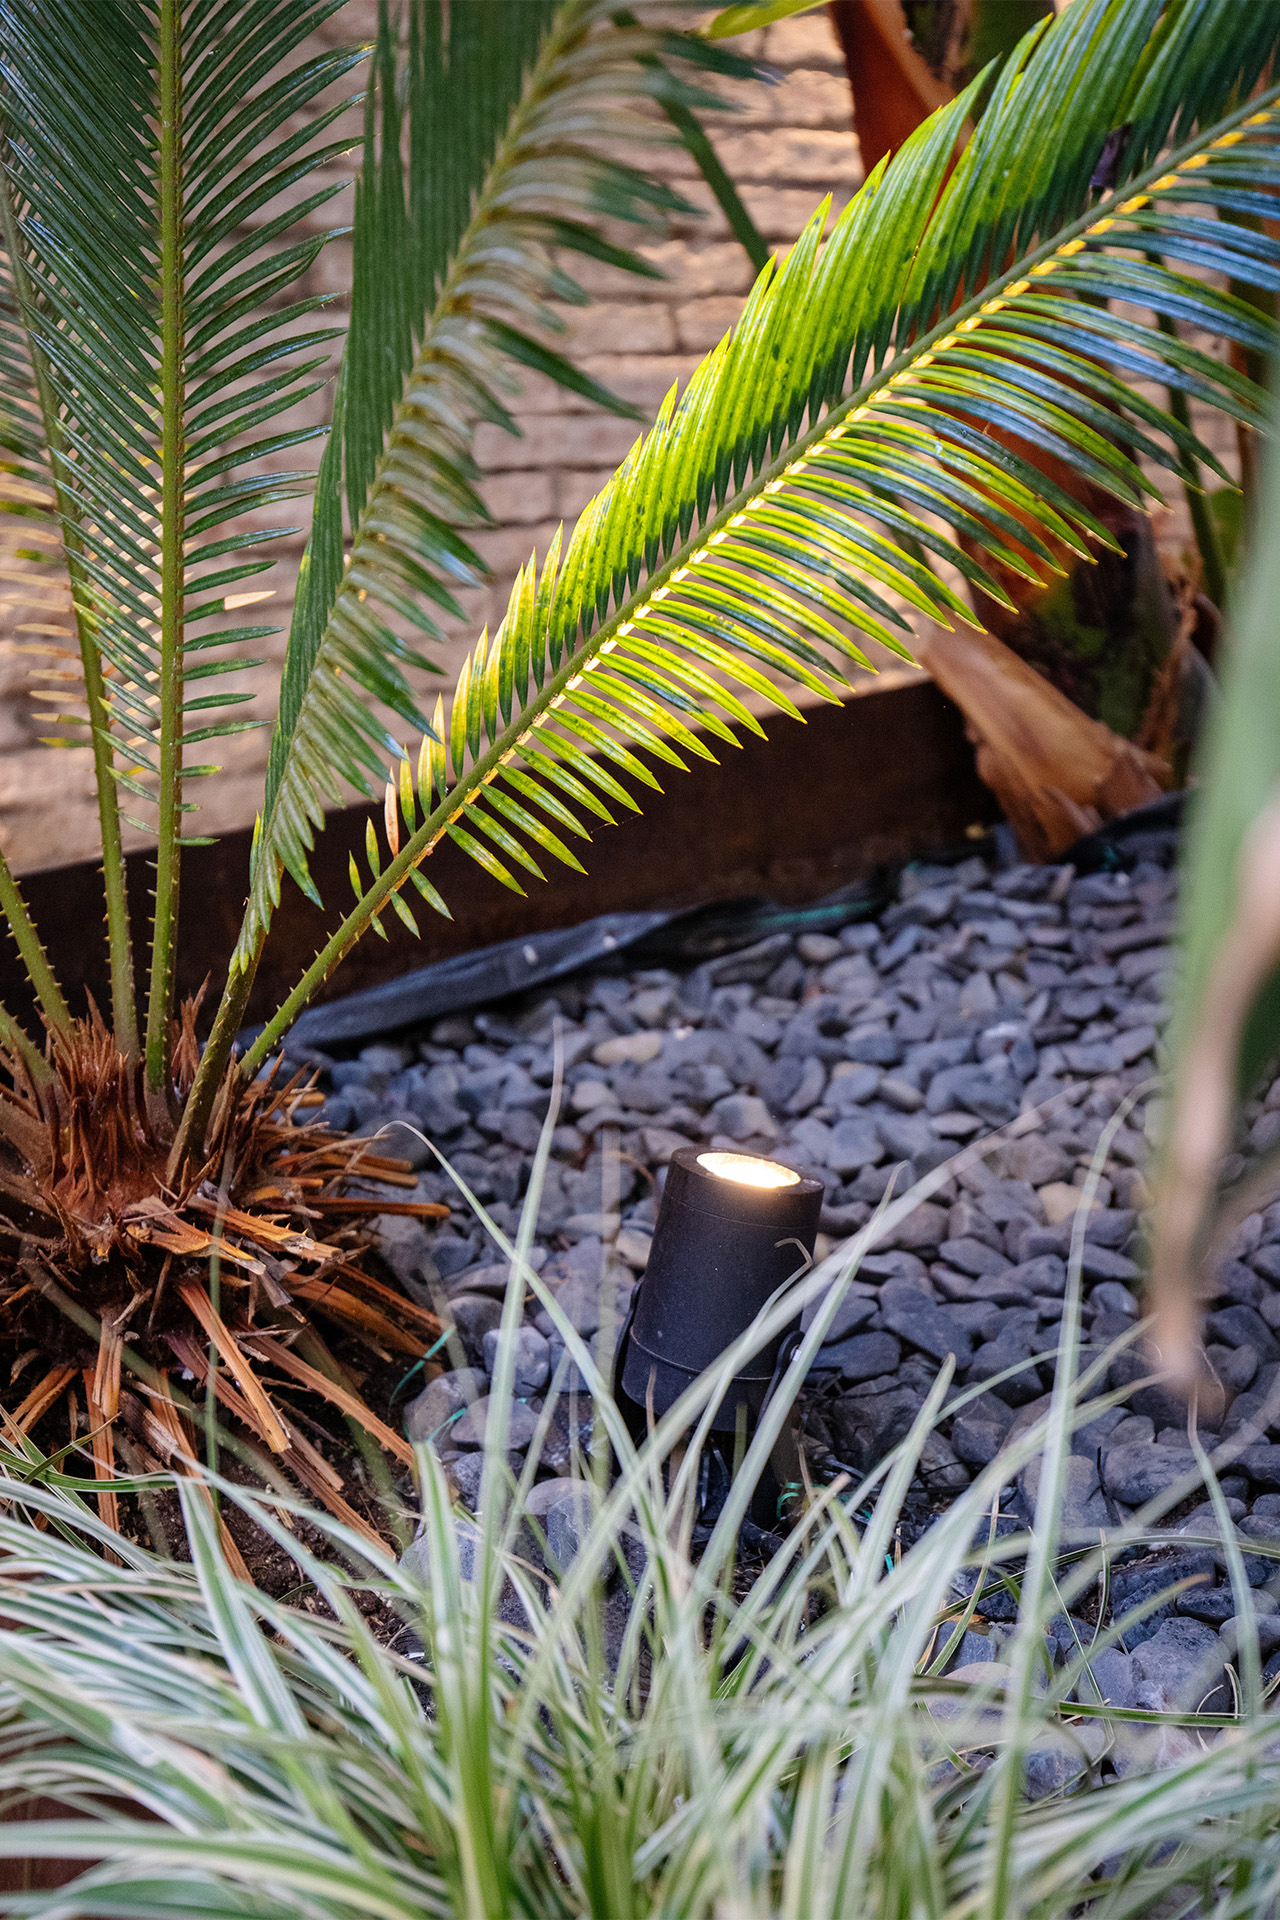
xmin=0 ymin=998 xmax=448 ymax=1574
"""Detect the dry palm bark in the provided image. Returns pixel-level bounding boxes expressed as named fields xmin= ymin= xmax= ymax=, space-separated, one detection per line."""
xmin=910 ymin=624 xmax=1170 ymax=861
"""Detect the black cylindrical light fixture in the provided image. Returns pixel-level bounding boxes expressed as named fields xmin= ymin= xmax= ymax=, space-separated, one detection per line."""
xmin=620 ymin=1146 xmax=823 ymax=1432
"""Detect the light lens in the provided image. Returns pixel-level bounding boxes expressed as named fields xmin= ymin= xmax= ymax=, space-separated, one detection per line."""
xmin=696 ymin=1150 xmax=801 ymax=1190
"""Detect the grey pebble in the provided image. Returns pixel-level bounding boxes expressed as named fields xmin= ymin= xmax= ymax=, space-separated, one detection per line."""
xmin=878 ymin=1112 xmax=937 ymax=1160
xmin=1091 ymin=1280 xmax=1139 ymax=1318
xmin=846 ymin=1032 xmax=902 ymax=1067
xmin=786 ymin=1057 xmax=827 ymax=1114
xmin=827 ymin=1330 xmax=902 ymax=1382
xmin=950 ymin=1391 xmax=1015 ymax=1466
xmin=1073 ymin=1646 xmax=1137 ymax=1710
xmin=1220 ymin=1614 xmax=1280 ymax=1658
xmin=828 ymin=1064 xmax=879 ymax=1107
xmin=710 ymin=1092 xmax=777 ymax=1142
xmin=1078 ymin=1243 xmax=1142 ymax=1284
xmin=1209 ymin=1341 xmax=1258 ymax=1392
xmin=444 ymin=1293 xmax=506 ymax=1361
xmin=1179 ymin=1586 xmax=1249 ymax=1626
xmin=449 ymin=1455 xmax=487 ymax=1510
xmin=826 ymin=1116 xmax=884 ymax=1175
xmin=1110 ymin=1550 xmax=1216 ymax=1644
xmin=967 ymin=1337 xmax=1043 ymax=1406
xmin=545 ymin=1487 xmax=601 ymax=1570
xmin=1018 ymin=1453 xmax=1103 ymax=1530
xmin=1251 ymin=1245 xmax=1280 ymax=1286
xmin=1129 ymin=1617 xmax=1228 ymax=1712
xmin=483 ymin=1325 xmax=551 ymax=1397
xmin=802 ymin=1288 xmax=878 ymax=1345
xmin=1102 ymin=1443 xmax=1197 ymax=1506
xmin=939 ymin=1236 xmax=1011 ymax=1279
xmin=451 ymin=1395 xmax=540 ymax=1452
xmin=433 ymin=1235 xmax=482 ymax=1280
xmin=1207 ymin=1304 xmax=1280 ymax=1362
xmin=404 ymin=1367 xmax=487 ymax=1445
xmin=880 ymin=1300 xmax=973 ymax=1366
xmin=373 ymin=1212 xmax=440 ymax=1305
xmin=1237 ymin=1445 xmax=1280 ymax=1490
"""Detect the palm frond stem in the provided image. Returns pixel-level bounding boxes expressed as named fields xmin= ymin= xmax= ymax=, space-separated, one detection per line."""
xmin=0 ymin=147 xmax=138 ymax=1056
xmin=237 ymin=79 xmax=1280 ymax=1077
xmin=167 ymin=938 xmax=263 ymax=1182
xmin=144 ymin=0 xmax=188 ymax=1098
xmin=0 ymin=851 xmax=70 ymax=1041
xmin=0 ymin=1001 xmax=48 ymax=1086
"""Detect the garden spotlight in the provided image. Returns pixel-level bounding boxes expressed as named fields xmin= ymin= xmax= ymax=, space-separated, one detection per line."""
xmin=614 ymin=1145 xmax=822 ymax=1527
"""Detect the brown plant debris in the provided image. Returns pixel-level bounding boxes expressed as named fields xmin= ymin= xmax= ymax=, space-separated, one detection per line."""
xmin=0 ymin=1000 xmax=447 ymax=1564
xmin=911 ymin=623 xmax=1172 ymax=862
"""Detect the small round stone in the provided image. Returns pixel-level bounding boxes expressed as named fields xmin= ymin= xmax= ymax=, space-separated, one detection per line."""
xmin=451 ymin=1395 xmax=540 ymax=1452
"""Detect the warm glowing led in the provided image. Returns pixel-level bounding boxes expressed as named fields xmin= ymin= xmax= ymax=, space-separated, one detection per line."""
xmin=696 ymin=1150 xmax=800 ymax=1189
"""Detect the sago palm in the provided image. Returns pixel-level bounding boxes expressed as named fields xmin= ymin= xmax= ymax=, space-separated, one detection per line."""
xmin=0 ymin=0 xmax=763 ymax=1525
xmin=1 ymin=0 xmax=1279 ymax=1519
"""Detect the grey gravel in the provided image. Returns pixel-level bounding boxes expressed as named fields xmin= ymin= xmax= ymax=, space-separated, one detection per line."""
xmin=1220 ymin=1614 xmax=1280 ymax=1658
xmin=1109 ymin=1550 xmax=1216 ymax=1644
xmin=544 ymin=1486 xmax=600 ymax=1570
xmin=880 ymin=1299 xmax=974 ymax=1366
xmin=951 ymin=1391 xmax=1016 ymax=1466
xmin=443 ymin=1293 xmax=506 ymax=1361
xmin=1073 ymin=1646 xmax=1137 ymax=1710
xmin=373 ymin=1212 xmax=440 ymax=1306
xmin=823 ymin=1329 xmax=902 ymax=1382
xmin=324 ymin=821 xmax=1280 ymax=1673
xmin=801 ymin=1287 xmax=878 ymax=1344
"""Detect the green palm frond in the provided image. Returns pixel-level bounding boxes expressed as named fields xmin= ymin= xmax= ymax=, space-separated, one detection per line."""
xmin=0 ymin=170 xmax=45 ymax=540
xmin=251 ymin=0 xmax=759 ymax=938
xmin=0 ymin=0 xmax=362 ymax=1079
xmin=239 ymin=0 xmax=1280 ymax=1063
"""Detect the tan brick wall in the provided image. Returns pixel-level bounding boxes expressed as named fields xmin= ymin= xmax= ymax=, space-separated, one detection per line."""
xmin=0 ymin=8 xmax=878 ymax=873
xmin=0 ymin=7 xmax=1228 ymax=877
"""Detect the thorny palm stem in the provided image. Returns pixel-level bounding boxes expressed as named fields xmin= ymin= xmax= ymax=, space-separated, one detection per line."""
xmin=0 ymin=1002 xmax=49 ymax=1087
xmin=168 ymin=940 xmax=262 ymax=1183
xmin=0 ymin=852 xmax=70 ymax=1042
xmin=144 ymin=0 xmax=187 ymax=1098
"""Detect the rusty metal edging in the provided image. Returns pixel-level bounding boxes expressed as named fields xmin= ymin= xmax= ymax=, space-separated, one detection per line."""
xmin=1 ymin=679 xmax=995 ymax=1037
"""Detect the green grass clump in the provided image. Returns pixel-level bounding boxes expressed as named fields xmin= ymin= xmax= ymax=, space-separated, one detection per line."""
xmin=0 ymin=1125 xmax=1278 ymax=1920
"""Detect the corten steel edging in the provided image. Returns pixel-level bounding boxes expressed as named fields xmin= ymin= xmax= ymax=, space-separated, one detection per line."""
xmin=0 ymin=677 xmax=997 ymax=1035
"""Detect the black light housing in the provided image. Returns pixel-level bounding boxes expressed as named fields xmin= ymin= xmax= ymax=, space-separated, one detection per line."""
xmin=613 ymin=1146 xmax=822 ymax=1524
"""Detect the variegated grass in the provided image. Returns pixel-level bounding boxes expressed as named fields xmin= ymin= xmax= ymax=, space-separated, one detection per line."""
xmin=0 ymin=1106 xmax=1277 ymax=1918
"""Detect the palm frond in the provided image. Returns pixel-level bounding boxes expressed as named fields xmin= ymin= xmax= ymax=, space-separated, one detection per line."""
xmin=1 ymin=73 xmax=146 ymax=1047
xmin=241 ymin=0 xmax=1280 ymax=1057
xmin=0 ymin=163 xmax=46 ymax=542
xmin=0 ymin=0 xmax=361 ymax=1079
xmin=250 ymin=0 xmax=760 ymax=940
